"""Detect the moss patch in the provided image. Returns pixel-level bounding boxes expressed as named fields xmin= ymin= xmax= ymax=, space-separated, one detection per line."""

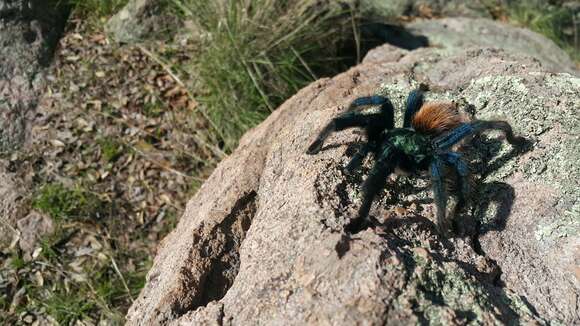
xmin=32 ymin=183 xmax=103 ymax=221
xmin=98 ymin=137 xmax=125 ymax=163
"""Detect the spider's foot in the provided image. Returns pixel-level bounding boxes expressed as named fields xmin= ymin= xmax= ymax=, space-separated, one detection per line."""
xmin=345 ymin=215 xmax=380 ymax=234
xmin=307 ymin=139 xmax=323 ymax=155
xmin=345 ymin=216 xmax=367 ymax=234
xmin=511 ymin=135 xmax=529 ymax=148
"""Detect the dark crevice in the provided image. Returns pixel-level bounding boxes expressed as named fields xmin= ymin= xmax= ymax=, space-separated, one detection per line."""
xmin=198 ymin=192 xmax=256 ymax=305
xmin=173 ymin=191 xmax=257 ymax=319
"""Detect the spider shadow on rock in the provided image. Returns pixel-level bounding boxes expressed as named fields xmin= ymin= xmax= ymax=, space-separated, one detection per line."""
xmin=307 ymin=85 xmax=530 ymax=248
xmin=335 ymin=118 xmax=532 ymax=241
xmin=396 ymin=137 xmax=529 ymax=237
xmin=370 ymin=213 xmax=536 ymax=325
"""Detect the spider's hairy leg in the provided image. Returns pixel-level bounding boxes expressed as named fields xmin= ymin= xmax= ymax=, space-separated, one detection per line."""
xmin=346 ymin=146 xmax=396 ymax=233
xmin=306 ymin=112 xmax=376 ymax=154
xmin=472 ymin=120 xmax=526 ymax=146
xmin=344 ymin=143 xmax=372 ymax=174
xmin=442 ymin=152 xmax=470 ymax=206
xmin=443 ymin=151 xmax=476 ymax=235
xmin=433 ymin=120 xmax=525 ymax=151
xmin=403 ymin=84 xmax=428 ymax=128
xmin=348 ymin=95 xmax=395 ymax=131
xmin=430 ymin=158 xmax=449 ymax=232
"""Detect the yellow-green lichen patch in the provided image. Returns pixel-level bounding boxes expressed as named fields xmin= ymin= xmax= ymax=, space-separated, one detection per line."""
xmin=392 ymin=250 xmax=542 ymax=325
xmin=535 ymin=204 xmax=580 ymax=245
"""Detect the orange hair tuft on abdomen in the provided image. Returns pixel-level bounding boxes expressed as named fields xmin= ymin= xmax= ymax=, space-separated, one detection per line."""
xmin=411 ymin=102 xmax=463 ymax=136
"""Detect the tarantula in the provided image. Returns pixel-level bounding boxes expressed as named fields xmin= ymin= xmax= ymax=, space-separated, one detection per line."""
xmin=306 ymin=85 xmax=525 ymax=233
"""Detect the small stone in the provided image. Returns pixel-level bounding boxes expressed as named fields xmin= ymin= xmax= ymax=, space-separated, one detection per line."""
xmin=17 ymin=211 xmax=54 ymax=258
xmin=23 ymin=314 xmax=34 ymax=324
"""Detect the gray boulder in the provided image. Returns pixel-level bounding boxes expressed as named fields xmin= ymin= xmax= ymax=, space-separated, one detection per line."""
xmin=126 ymin=19 xmax=579 ymax=325
xmin=105 ymin=0 xmax=181 ymax=43
xmin=408 ymin=17 xmax=578 ymax=75
xmin=0 ymin=0 xmax=69 ymax=151
xmin=361 ymin=0 xmax=493 ymax=18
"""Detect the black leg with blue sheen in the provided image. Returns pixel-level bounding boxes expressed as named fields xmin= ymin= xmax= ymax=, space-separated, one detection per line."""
xmin=403 ymin=88 xmax=425 ymax=128
xmin=346 ymin=148 xmax=396 ymax=232
xmin=433 ymin=120 xmax=525 ymax=151
xmin=307 ymin=112 xmax=379 ymax=154
xmin=430 ymin=159 xmax=448 ymax=229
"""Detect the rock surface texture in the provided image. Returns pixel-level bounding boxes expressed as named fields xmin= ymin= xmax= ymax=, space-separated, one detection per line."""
xmin=0 ymin=0 xmax=69 ymax=151
xmin=361 ymin=0 xmax=494 ymax=19
xmin=0 ymin=0 xmax=68 ymax=252
xmin=127 ymin=18 xmax=579 ymax=325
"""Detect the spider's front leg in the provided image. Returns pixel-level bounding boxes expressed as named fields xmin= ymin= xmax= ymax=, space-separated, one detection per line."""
xmin=306 ymin=111 xmax=375 ymax=155
xmin=307 ymin=95 xmax=394 ymax=155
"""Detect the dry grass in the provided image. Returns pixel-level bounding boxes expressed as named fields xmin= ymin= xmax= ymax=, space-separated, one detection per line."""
xmin=174 ymin=0 xmax=360 ymax=150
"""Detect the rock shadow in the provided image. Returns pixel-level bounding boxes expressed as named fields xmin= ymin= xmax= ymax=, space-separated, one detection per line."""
xmin=360 ymin=22 xmax=429 ymax=50
xmin=372 ymin=215 xmax=531 ymax=324
xmin=466 ymin=135 xmax=533 ymax=248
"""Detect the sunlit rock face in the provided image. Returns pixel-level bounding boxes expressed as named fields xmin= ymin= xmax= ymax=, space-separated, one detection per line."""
xmin=126 ymin=18 xmax=579 ymax=325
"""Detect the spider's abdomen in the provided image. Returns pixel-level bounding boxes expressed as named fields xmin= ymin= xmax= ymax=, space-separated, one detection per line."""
xmin=412 ymin=102 xmax=463 ymax=136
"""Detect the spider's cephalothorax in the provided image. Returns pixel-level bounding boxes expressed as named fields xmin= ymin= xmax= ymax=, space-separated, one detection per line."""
xmin=307 ymin=85 xmax=525 ymax=233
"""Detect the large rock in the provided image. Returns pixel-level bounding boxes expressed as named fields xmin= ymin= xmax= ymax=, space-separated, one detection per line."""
xmin=361 ymin=0 xmax=493 ymax=18
xmin=0 ymin=0 xmax=69 ymax=151
xmin=105 ymin=0 xmax=182 ymax=43
xmin=0 ymin=162 xmax=26 ymax=250
xmin=127 ymin=18 xmax=579 ymax=325
xmin=407 ymin=17 xmax=578 ymax=75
